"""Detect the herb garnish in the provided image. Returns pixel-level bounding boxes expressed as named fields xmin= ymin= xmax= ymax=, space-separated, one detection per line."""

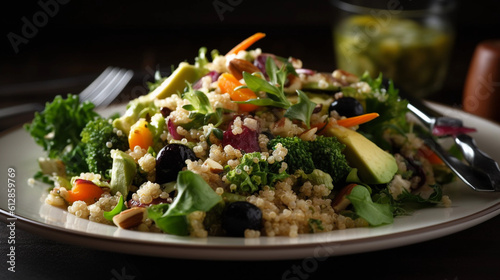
xmin=181 ymin=83 xmax=226 ymax=129
xmin=236 ymin=57 xmax=316 ymax=128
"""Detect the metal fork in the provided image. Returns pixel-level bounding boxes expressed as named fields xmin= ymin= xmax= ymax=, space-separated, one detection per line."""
xmin=401 ymin=91 xmax=500 ymax=191
xmin=78 ymin=66 xmax=134 ymax=107
xmin=0 ymin=66 xmax=133 ymax=119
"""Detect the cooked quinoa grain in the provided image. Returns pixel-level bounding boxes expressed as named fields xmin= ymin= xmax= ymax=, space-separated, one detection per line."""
xmin=35 ymin=39 xmax=451 ymax=239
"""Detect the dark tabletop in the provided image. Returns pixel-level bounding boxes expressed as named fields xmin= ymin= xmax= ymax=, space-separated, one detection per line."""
xmin=1 ymin=1 xmax=500 ymax=279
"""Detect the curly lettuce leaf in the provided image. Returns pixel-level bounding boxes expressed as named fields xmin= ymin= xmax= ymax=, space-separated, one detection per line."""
xmin=346 ymin=185 xmax=393 ymax=226
xmin=24 ymin=94 xmax=99 ymax=175
xmin=25 ymin=94 xmax=99 ymax=158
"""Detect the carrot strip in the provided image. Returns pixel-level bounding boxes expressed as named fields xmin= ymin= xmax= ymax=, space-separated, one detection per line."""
xmin=311 ymin=121 xmax=328 ymax=133
xmin=226 ymin=32 xmax=266 ymax=56
xmin=336 ymin=113 xmax=379 ymax=127
xmin=218 ymin=73 xmax=259 ymax=112
xmin=418 ymin=145 xmax=444 ymax=165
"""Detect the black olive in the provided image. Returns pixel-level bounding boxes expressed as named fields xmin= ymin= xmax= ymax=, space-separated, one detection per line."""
xmin=222 ymin=201 xmax=262 ymax=237
xmin=155 ymin=144 xmax=198 ymax=184
xmin=328 ymin=97 xmax=364 ymax=118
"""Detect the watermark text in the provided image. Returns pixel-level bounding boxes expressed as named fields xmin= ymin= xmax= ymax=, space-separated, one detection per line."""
xmin=6 ymin=167 xmax=17 ymax=273
xmin=7 ymin=0 xmax=71 ymax=54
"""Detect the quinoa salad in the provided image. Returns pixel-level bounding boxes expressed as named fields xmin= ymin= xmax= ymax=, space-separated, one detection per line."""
xmin=25 ymin=33 xmax=454 ymax=238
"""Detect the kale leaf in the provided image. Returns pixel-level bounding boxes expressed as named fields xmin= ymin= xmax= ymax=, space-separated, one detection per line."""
xmin=25 ymin=94 xmax=99 ymax=175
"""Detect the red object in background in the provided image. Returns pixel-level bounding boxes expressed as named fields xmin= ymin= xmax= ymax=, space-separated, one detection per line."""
xmin=463 ymin=39 xmax=500 ymax=123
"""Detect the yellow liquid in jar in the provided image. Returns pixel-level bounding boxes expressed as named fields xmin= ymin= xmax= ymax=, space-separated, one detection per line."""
xmin=334 ymin=15 xmax=453 ymax=97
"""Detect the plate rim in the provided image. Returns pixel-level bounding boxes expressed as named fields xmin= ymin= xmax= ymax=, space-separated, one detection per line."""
xmin=2 ymin=200 xmax=500 ymax=259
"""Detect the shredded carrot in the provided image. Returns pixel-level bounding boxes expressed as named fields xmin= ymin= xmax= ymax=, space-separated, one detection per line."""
xmin=419 ymin=145 xmax=444 ymax=165
xmin=218 ymin=73 xmax=259 ymax=112
xmin=311 ymin=121 xmax=329 ymax=133
xmin=336 ymin=113 xmax=379 ymax=128
xmin=226 ymin=32 xmax=266 ymax=56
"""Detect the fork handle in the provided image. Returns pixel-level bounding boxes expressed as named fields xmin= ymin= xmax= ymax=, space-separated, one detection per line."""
xmin=401 ymin=91 xmax=440 ymax=129
xmin=0 ymin=103 xmax=44 ymax=119
xmin=400 ymin=89 xmax=468 ymax=131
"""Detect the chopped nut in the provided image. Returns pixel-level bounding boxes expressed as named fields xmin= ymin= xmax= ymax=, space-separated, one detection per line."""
xmin=112 ymin=207 xmax=146 ymax=229
xmin=38 ymin=157 xmax=66 ymax=176
xmin=332 ymin=183 xmax=357 ymax=212
xmin=299 ymin=127 xmax=318 ymax=141
xmin=203 ymin=158 xmax=224 ymax=173
xmin=45 ymin=192 xmax=67 ymax=207
xmin=288 ymin=57 xmax=303 ymax=69
xmin=332 ymin=69 xmax=359 ymax=85
xmin=228 ymin=58 xmax=261 ymax=80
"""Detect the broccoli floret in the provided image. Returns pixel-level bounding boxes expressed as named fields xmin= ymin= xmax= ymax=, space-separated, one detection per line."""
xmin=295 ymin=169 xmax=334 ymax=190
xmin=267 ymin=136 xmax=315 ymax=174
xmin=310 ymin=136 xmax=351 ymax=184
xmin=268 ymin=136 xmax=351 ymax=185
xmin=225 ymin=152 xmax=289 ymax=194
xmin=81 ymin=118 xmax=129 ymax=178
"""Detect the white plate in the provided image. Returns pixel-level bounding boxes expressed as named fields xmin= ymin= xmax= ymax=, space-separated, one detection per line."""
xmin=1 ymin=103 xmax=500 ymax=260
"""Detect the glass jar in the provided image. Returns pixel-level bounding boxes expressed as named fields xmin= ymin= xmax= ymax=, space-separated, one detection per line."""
xmin=332 ymin=0 xmax=456 ymax=98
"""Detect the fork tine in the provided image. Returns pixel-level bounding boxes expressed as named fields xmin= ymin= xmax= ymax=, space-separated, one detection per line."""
xmin=102 ymin=69 xmax=134 ymax=106
xmin=79 ymin=67 xmax=133 ymax=107
xmin=91 ymin=69 xmax=134 ymax=107
xmin=79 ymin=66 xmax=115 ymax=101
xmin=85 ymin=68 xmax=122 ymax=103
xmin=87 ymin=68 xmax=123 ymax=104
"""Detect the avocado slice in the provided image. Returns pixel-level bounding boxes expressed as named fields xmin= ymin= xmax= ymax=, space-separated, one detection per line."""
xmin=324 ymin=125 xmax=397 ymax=184
xmin=109 ymin=150 xmax=137 ymax=197
xmin=112 ymin=95 xmax=158 ymax=135
xmin=113 ymin=62 xmax=202 ymax=135
xmin=147 ymin=62 xmax=201 ymax=100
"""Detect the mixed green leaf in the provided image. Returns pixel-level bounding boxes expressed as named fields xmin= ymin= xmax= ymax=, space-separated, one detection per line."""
xmin=236 ymin=57 xmax=317 ymax=128
xmin=342 ymin=73 xmax=409 ymax=150
xmin=148 ymin=171 xmax=222 ymax=235
xmin=346 ymin=185 xmax=393 ymax=226
xmin=181 ymin=83 xmax=226 ymax=129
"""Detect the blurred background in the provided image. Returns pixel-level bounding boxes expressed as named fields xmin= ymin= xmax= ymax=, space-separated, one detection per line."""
xmin=1 ymin=0 xmax=499 ymax=130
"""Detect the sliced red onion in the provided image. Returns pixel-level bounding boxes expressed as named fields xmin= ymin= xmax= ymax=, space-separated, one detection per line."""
xmin=207 ymin=71 xmax=221 ymax=82
xmin=254 ymin=54 xmax=271 ymax=76
xmin=193 ymin=71 xmax=220 ymax=90
xmin=432 ymin=125 xmax=477 ymax=136
xmin=168 ymin=118 xmax=182 ymax=140
xmin=254 ymin=53 xmax=284 ymax=78
xmin=192 ymin=79 xmax=203 ymax=90
xmin=295 ymin=68 xmax=316 ymax=75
